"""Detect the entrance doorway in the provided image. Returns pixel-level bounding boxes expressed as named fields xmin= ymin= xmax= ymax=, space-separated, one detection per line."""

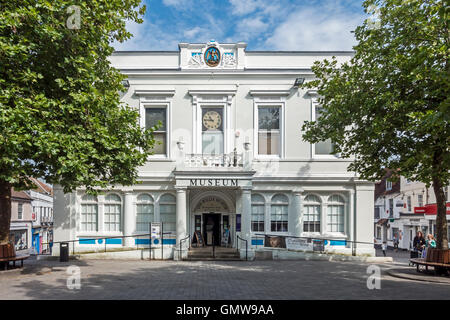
xmin=203 ymin=213 xmax=221 ymax=246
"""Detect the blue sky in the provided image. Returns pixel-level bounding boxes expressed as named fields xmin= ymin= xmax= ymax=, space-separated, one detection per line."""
xmin=113 ymin=0 xmax=369 ymax=51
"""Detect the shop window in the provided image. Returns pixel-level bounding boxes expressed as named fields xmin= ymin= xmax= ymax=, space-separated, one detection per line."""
xmin=81 ymin=194 xmax=98 ymax=232
xmin=136 ymin=194 xmax=154 ymax=232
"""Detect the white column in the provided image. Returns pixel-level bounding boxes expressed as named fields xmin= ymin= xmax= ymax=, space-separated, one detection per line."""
xmin=176 ymin=187 xmax=187 ymax=260
xmin=123 ymin=191 xmax=135 ymax=247
xmin=241 ymin=188 xmax=252 ymax=249
xmin=348 ymin=189 xmax=355 ymax=251
xmin=292 ymin=190 xmax=303 ymax=237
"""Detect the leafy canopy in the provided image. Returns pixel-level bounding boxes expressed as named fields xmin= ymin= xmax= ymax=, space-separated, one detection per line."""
xmin=301 ymin=0 xmax=449 ymax=186
xmin=0 ymin=0 xmax=156 ymax=192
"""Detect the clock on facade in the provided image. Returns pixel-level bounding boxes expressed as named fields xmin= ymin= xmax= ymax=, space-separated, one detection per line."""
xmin=203 ymin=110 xmax=222 ymax=130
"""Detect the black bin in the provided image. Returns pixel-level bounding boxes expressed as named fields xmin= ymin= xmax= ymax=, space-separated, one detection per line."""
xmin=60 ymin=242 xmax=69 ymax=262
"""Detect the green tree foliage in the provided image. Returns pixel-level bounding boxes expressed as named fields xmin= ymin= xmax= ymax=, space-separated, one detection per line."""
xmin=301 ymin=0 xmax=449 ymax=249
xmin=0 ymin=0 xmax=155 ymax=243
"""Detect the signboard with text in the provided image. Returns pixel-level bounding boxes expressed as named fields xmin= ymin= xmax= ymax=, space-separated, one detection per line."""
xmin=285 ymin=237 xmax=313 ymax=251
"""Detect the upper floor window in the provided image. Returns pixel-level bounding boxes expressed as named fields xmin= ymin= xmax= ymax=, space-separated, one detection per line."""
xmin=251 ymin=194 xmax=265 ymax=232
xmin=386 ymin=180 xmax=392 ymax=191
xmin=136 ymin=194 xmax=154 ymax=232
xmin=417 ymin=194 xmax=424 ymax=207
xmin=18 ymin=203 xmax=23 ymax=220
xmin=407 ymin=196 xmax=412 ymax=212
xmin=258 ymin=106 xmax=281 ymax=156
xmin=303 ymin=195 xmax=321 ymax=233
xmin=313 ymin=106 xmax=334 ymax=156
xmin=202 ymin=106 xmax=224 ymax=155
xmin=270 ymin=194 xmax=288 ymax=232
xmin=327 ymin=195 xmax=345 ymax=233
xmin=145 ymin=107 xmax=167 ymax=156
xmin=104 ymin=194 xmax=122 ymax=232
xmin=159 ymin=194 xmax=176 ymax=233
xmin=81 ymin=194 xmax=98 ymax=232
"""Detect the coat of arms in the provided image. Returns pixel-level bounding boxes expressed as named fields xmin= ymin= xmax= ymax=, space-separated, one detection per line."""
xmin=204 ymin=46 xmax=220 ymax=67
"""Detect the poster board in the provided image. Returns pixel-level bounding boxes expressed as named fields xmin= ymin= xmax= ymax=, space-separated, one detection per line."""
xmin=285 ymin=237 xmax=313 ymax=251
xmin=192 ymin=231 xmax=204 ymax=247
xmin=313 ymin=239 xmax=325 ymax=252
xmin=264 ymin=235 xmax=286 ymax=248
xmin=221 ymin=229 xmax=230 ymax=247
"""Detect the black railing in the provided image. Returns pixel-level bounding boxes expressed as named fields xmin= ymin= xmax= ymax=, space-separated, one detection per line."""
xmin=253 ymin=233 xmax=376 ymax=256
xmin=179 ymin=234 xmax=190 ymax=260
xmin=236 ymin=235 xmax=248 ymax=261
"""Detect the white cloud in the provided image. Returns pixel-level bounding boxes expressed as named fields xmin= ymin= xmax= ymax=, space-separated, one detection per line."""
xmin=265 ymin=6 xmax=364 ymax=51
xmin=184 ymin=26 xmax=203 ymax=39
xmin=236 ymin=16 xmax=268 ymax=41
xmin=162 ymin=0 xmax=189 ymax=8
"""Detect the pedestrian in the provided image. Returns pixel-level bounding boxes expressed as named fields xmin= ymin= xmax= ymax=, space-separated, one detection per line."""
xmin=413 ymin=231 xmax=425 ymax=257
xmin=393 ymin=233 xmax=399 ymax=252
xmin=382 ymin=241 xmax=387 ymax=257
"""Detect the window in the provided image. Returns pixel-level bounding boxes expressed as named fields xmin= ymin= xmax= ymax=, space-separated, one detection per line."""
xmin=386 ymin=180 xmax=392 ymax=191
xmin=202 ymin=107 xmax=224 ymax=155
xmin=251 ymin=194 xmax=265 ymax=232
xmin=314 ymin=106 xmax=334 ymax=156
xmin=159 ymin=194 xmax=176 ymax=233
xmin=145 ymin=107 xmax=167 ymax=155
xmin=136 ymin=194 xmax=154 ymax=232
xmin=445 ymin=187 xmax=449 ymax=202
xmin=104 ymin=194 xmax=122 ymax=232
xmin=376 ymin=226 xmax=381 ymax=239
xmin=258 ymin=106 xmax=281 ymax=156
xmin=303 ymin=195 xmax=321 ymax=233
xmin=327 ymin=195 xmax=345 ymax=233
xmin=407 ymin=196 xmax=412 ymax=212
xmin=417 ymin=194 xmax=423 ymax=207
xmin=81 ymin=195 xmax=98 ymax=232
xmin=270 ymin=194 xmax=288 ymax=232
xmin=374 ymin=207 xmax=380 ymax=219
xmin=389 ymin=199 xmax=393 ymax=218
xmin=18 ymin=203 xmax=23 ymax=220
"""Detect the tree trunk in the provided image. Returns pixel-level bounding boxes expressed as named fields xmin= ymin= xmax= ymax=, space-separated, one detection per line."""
xmin=432 ymin=177 xmax=449 ymax=250
xmin=0 ymin=181 xmax=12 ymax=245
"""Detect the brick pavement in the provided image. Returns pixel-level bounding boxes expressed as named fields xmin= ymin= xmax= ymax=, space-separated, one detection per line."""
xmin=0 ymin=257 xmax=449 ymax=300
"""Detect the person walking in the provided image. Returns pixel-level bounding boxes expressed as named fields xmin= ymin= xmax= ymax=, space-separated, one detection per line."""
xmin=413 ymin=231 xmax=425 ymax=257
xmin=381 ymin=241 xmax=387 ymax=257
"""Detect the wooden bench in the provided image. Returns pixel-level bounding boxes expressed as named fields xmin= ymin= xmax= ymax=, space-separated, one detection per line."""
xmin=0 ymin=243 xmax=30 ymax=270
xmin=410 ymin=258 xmax=450 ymax=275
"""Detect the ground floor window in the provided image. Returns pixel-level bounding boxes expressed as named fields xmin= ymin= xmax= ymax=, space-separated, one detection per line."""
xmin=160 ymin=194 xmax=176 ymax=233
xmin=270 ymin=194 xmax=288 ymax=232
xmin=10 ymin=229 xmax=28 ymax=250
xmin=303 ymin=195 xmax=321 ymax=233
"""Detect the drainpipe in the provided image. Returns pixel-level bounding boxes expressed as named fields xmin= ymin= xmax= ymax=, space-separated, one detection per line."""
xmin=353 ymin=184 xmax=357 ymax=256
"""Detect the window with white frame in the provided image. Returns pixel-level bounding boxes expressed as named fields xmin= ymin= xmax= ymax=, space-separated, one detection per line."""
xmin=303 ymin=195 xmax=321 ymax=233
xmin=270 ymin=194 xmax=288 ymax=232
xmin=80 ymin=194 xmax=98 ymax=232
xmin=327 ymin=195 xmax=345 ymax=233
xmin=136 ymin=194 xmax=154 ymax=232
xmin=417 ymin=194 xmax=424 ymax=207
xmin=201 ymin=106 xmax=224 ymax=155
xmin=159 ymin=194 xmax=176 ymax=233
xmin=18 ymin=203 xmax=23 ymax=220
xmin=251 ymin=194 xmax=265 ymax=232
xmin=258 ymin=106 xmax=281 ymax=156
xmin=407 ymin=196 xmax=412 ymax=212
xmin=145 ymin=107 xmax=167 ymax=156
xmin=104 ymin=194 xmax=122 ymax=232
xmin=313 ymin=105 xmax=334 ymax=156
xmin=386 ymin=180 xmax=392 ymax=191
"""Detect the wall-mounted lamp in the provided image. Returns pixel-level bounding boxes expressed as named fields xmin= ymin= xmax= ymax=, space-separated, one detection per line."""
xmin=177 ymin=137 xmax=185 ymax=150
xmin=293 ymin=77 xmax=305 ymax=88
xmin=121 ymin=79 xmax=130 ymax=89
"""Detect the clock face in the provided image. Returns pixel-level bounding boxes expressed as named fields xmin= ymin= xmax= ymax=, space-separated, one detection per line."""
xmin=203 ymin=110 xmax=222 ymax=130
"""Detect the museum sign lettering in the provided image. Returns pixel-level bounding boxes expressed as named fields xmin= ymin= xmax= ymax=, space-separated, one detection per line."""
xmin=190 ymin=179 xmax=238 ymax=187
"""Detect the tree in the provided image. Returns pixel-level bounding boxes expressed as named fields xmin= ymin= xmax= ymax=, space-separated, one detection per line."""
xmin=0 ymin=0 xmax=156 ymax=244
xmin=301 ymin=0 xmax=449 ymax=249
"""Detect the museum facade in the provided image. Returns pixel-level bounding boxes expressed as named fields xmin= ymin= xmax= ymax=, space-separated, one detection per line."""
xmin=53 ymin=41 xmax=375 ymax=259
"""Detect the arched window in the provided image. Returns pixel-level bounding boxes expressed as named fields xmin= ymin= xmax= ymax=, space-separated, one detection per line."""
xmin=303 ymin=195 xmax=321 ymax=233
xmin=81 ymin=194 xmax=98 ymax=232
xmin=251 ymin=194 xmax=265 ymax=232
xmin=104 ymin=194 xmax=122 ymax=232
xmin=159 ymin=194 xmax=176 ymax=233
xmin=327 ymin=195 xmax=345 ymax=233
xmin=136 ymin=194 xmax=154 ymax=232
xmin=270 ymin=194 xmax=288 ymax=232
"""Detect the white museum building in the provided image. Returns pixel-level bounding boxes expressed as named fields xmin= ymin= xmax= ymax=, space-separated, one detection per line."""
xmin=53 ymin=41 xmax=375 ymax=259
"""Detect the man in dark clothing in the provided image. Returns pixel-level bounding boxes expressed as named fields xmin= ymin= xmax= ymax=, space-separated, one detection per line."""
xmin=413 ymin=231 xmax=425 ymax=252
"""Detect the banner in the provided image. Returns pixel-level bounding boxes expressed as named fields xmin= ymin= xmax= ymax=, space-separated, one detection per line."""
xmin=285 ymin=237 xmax=313 ymax=251
xmin=264 ymin=235 xmax=286 ymax=248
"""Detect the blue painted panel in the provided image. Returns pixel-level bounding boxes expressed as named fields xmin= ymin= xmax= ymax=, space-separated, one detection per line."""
xmin=162 ymin=239 xmax=176 ymax=245
xmin=105 ymin=238 xmax=122 ymax=245
xmin=79 ymin=238 xmax=96 ymax=244
xmin=251 ymin=239 xmax=264 ymax=245
xmin=329 ymin=240 xmax=346 ymax=246
xmin=135 ymin=239 xmax=150 ymax=245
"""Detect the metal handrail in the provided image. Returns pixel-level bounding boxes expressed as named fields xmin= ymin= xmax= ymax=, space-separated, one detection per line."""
xmin=236 ymin=235 xmax=248 ymax=261
xmin=179 ymin=234 xmax=190 ymax=260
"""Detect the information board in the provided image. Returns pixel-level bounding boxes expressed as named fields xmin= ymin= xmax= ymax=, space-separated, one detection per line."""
xmin=285 ymin=237 xmax=313 ymax=251
xmin=151 ymin=222 xmax=161 ymax=239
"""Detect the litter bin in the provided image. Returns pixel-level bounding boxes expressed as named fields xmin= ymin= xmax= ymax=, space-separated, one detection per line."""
xmin=60 ymin=242 xmax=69 ymax=262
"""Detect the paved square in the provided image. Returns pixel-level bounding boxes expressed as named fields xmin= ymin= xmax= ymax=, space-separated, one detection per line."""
xmin=0 ymin=255 xmax=449 ymax=300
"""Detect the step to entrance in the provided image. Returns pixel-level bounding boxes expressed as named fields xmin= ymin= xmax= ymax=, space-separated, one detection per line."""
xmin=186 ymin=247 xmax=241 ymax=261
